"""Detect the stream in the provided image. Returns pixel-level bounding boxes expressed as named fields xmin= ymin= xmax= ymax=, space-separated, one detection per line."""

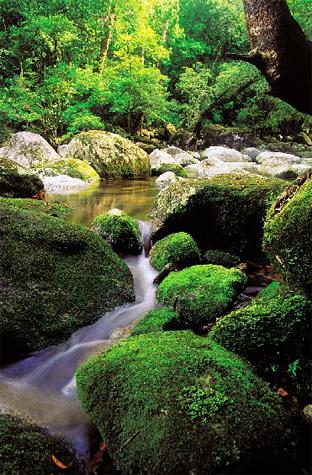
xmin=0 ymin=180 xmax=158 ymax=458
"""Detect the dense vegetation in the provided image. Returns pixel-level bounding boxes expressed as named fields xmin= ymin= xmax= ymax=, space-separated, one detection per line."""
xmin=1 ymin=0 xmax=311 ymax=145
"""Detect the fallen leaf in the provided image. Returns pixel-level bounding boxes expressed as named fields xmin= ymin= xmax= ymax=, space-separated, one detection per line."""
xmin=277 ymin=387 xmax=289 ymax=397
xmin=51 ymin=454 xmax=73 ymax=470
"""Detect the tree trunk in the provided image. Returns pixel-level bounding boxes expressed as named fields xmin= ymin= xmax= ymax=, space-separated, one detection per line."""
xmin=229 ymin=0 xmax=312 ymax=115
xmin=97 ymin=1 xmax=117 ymax=73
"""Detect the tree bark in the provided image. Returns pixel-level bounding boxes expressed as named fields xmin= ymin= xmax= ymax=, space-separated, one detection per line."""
xmin=231 ymin=0 xmax=312 ymax=114
xmin=97 ymin=1 xmax=117 ymax=73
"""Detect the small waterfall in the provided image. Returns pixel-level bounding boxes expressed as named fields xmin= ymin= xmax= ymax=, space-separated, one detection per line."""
xmin=0 ymin=222 xmax=157 ymax=456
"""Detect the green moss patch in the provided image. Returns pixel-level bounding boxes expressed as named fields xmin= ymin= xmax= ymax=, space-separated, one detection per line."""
xmin=151 ymin=175 xmax=286 ymax=259
xmin=92 ymin=209 xmax=141 ymax=254
xmin=157 ymin=264 xmax=247 ymax=327
xmin=0 ymin=157 xmax=44 ymax=198
xmin=150 ymin=232 xmax=200 ymax=271
xmin=210 ymin=282 xmax=312 ymax=401
xmin=76 ymin=331 xmax=289 ymax=475
xmin=203 ymin=249 xmax=240 ymax=267
xmin=0 ymin=412 xmax=82 ymax=475
xmin=152 ymin=163 xmax=187 ymax=177
xmin=131 ymin=307 xmax=182 ymax=335
xmin=263 ymin=172 xmax=312 ymax=296
xmin=0 ymin=203 xmax=134 ymax=355
xmin=0 ymin=197 xmax=71 ymax=220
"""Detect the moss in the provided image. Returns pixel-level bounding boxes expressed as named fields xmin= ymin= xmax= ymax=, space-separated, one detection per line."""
xmin=131 ymin=308 xmax=182 ymax=335
xmin=210 ymin=282 xmax=312 ymax=402
xmin=33 ymin=158 xmax=100 ymax=183
xmin=65 ymin=131 xmax=151 ymax=179
xmin=157 ymin=264 xmax=247 ymax=327
xmin=150 ymin=232 xmax=201 ymax=271
xmin=263 ymin=172 xmax=312 ymax=295
xmin=0 ymin=156 xmax=44 ymax=198
xmin=152 ymin=163 xmax=187 ymax=178
xmin=0 ymin=202 xmax=134 ymax=355
xmin=203 ymin=249 xmax=240 ymax=267
xmin=151 ymin=175 xmax=286 ymax=259
xmin=76 ymin=331 xmax=290 ymax=475
xmin=0 ymin=197 xmax=71 ymax=220
xmin=92 ymin=209 xmax=142 ymax=254
xmin=0 ymin=412 xmax=82 ymax=475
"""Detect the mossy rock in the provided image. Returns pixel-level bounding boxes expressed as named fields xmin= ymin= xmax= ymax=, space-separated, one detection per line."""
xmin=76 ymin=331 xmax=290 ymax=475
xmin=0 ymin=202 xmax=134 ymax=356
xmin=131 ymin=307 xmax=182 ymax=335
xmin=157 ymin=264 xmax=247 ymax=327
xmin=0 ymin=411 xmax=82 ymax=475
xmin=64 ymin=131 xmax=151 ymax=179
xmin=203 ymin=249 xmax=240 ymax=267
xmin=210 ymin=282 xmax=312 ymax=402
xmin=151 ymin=175 xmax=286 ymax=259
xmin=92 ymin=209 xmax=142 ymax=254
xmin=33 ymin=158 xmax=100 ymax=183
xmin=0 ymin=197 xmax=71 ymax=220
xmin=263 ymin=171 xmax=312 ymax=295
xmin=150 ymin=232 xmax=201 ymax=271
xmin=152 ymin=163 xmax=187 ymax=177
xmin=0 ymin=156 xmax=44 ymax=198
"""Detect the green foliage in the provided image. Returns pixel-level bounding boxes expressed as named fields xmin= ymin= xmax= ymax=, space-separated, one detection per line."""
xmin=151 ymin=175 xmax=286 ymax=259
xmin=0 ymin=412 xmax=82 ymax=475
xmin=0 ymin=200 xmax=134 ymax=354
xmin=131 ymin=307 xmax=182 ymax=335
xmin=263 ymin=176 xmax=312 ymax=296
xmin=76 ymin=331 xmax=290 ymax=475
xmin=92 ymin=209 xmax=141 ymax=254
xmin=157 ymin=264 xmax=247 ymax=326
xmin=0 ymin=156 xmax=43 ymax=198
xmin=210 ymin=282 xmax=312 ymax=401
xmin=150 ymin=231 xmax=200 ymax=271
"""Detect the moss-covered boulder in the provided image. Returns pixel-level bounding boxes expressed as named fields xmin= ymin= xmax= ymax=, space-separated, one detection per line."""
xmin=152 ymin=163 xmax=187 ymax=177
xmin=0 ymin=197 xmax=71 ymax=219
xmin=34 ymin=158 xmax=100 ymax=183
xmin=203 ymin=249 xmax=240 ymax=267
xmin=263 ymin=170 xmax=312 ymax=295
xmin=76 ymin=331 xmax=290 ymax=475
xmin=0 ymin=202 xmax=134 ymax=355
xmin=151 ymin=175 xmax=286 ymax=259
xmin=131 ymin=307 xmax=182 ymax=335
xmin=150 ymin=232 xmax=200 ymax=271
xmin=92 ymin=209 xmax=142 ymax=254
xmin=157 ymin=264 xmax=247 ymax=327
xmin=210 ymin=282 xmax=312 ymax=401
xmin=0 ymin=157 xmax=44 ymax=198
xmin=0 ymin=412 xmax=82 ymax=475
xmin=64 ymin=131 xmax=151 ymax=179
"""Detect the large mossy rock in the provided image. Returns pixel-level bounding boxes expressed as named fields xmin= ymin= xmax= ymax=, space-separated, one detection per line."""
xmin=210 ymin=282 xmax=312 ymax=402
xmin=0 ymin=132 xmax=61 ymax=167
xmin=131 ymin=307 xmax=182 ymax=335
xmin=33 ymin=158 xmax=100 ymax=183
xmin=0 ymin=412 xmax=82 ymax=475
xmin=0 ymin=201 xmax=134 ymax=355
xmin=263 ymin=170 xmax=312 ymax=295
xmin=151 ymin=175 xmax=286 ymax=259
xmin=0 ymin=157 xmax=44 ymax=198
xmin=157 ymin=265 xmax=247 ymax=327
xmin=0 ymin=197 xmax=71 ymax=219
xmin=92 ymin=208 xmax=142 ymax=254
xmin=64 ymin=131 xmax=151 ymax=179
xmin=150 ymin=232 xmax=200 ymax=271
xmin=76 ymin=331 xmax=290 ymax=475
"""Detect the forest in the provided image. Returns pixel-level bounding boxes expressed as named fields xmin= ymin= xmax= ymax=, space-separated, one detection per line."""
xmin=0 ymin=0 xmax=312 ymax=144
xmin=0 ymin=0 xmax=312 ymax=474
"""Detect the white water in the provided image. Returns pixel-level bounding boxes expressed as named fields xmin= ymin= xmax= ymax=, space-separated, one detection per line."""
xmin=0 ymin=221 xmax=157 ymax=456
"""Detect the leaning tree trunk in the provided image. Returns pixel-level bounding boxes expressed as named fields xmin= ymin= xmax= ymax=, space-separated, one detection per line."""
xmin=229 ymin=0 xmax=312 ymax=115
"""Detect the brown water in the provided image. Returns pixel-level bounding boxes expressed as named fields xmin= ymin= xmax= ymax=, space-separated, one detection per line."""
xmin=46 ymin=178 xmax=158 ymax=225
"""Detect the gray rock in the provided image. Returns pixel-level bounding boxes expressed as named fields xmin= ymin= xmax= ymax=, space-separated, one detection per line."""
xmin=202 ymin=146 xmax=249 ymax=162
xmin=256 ymin=151 xmax=301 ymax=165
xmin=2 ymin=132 xmax=60 ymax=168
xmin=155 ymin=171 xmax=181 ymax=189
xmin=150 ymin=149 xmax=176 ymax=172
xmin=240 ymin=147 xmax=261 ymax=161
xmin=57 ymin=144 xmax=69 ymax=157
xmin=42 ymin=174 xmax=88 ymax=192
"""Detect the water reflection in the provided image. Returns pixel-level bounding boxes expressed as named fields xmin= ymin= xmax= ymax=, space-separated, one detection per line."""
xmin=46 ymin=178 xmax=158 ymax=225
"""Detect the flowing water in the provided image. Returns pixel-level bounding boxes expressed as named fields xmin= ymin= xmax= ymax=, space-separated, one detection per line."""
xmin=0 ymin=220 xmax=157 ymax=457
